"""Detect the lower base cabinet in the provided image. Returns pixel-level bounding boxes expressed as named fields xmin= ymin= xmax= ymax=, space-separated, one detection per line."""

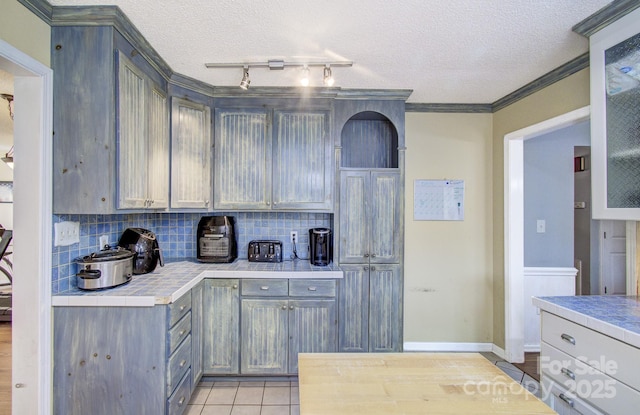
xmin=338 ymin=264 xmax=402 ymax=352
xmin=542 ymin=376 xmax=604 ymax=415
xmin=203 ymin=278 xmax=337 ymax=376
xmin=53 ymin=290 xmax=197 ymax=415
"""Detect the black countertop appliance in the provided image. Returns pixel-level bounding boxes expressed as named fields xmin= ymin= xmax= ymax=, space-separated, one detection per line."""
xmin=197 ymin=216 xmax=237 ymax=263
xmin=118 ymin=228 xmax=164 ymax=274
xmin=309 ymin=228 xmax=332 ymax=266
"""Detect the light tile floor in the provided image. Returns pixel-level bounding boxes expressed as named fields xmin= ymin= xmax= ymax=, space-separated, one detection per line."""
xmin=187 ymin=353 xmax=541 ymax=414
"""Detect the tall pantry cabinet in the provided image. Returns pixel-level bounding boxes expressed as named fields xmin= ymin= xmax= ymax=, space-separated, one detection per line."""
xmin=334 ymin=95 xmax=409 ymax=353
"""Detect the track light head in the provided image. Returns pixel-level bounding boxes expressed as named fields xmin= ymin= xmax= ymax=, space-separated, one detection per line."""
xmin=323 ymin=65 xmax=334 ymax=86
xmin=300 ymin=66 xmax=310 ymax=87
xmin=239 ymin=66 xmax=250 ymax=90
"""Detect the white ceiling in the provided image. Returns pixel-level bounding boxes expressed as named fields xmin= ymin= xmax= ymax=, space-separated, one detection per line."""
xmin=48 ymin=1 xmax=611 ymax=103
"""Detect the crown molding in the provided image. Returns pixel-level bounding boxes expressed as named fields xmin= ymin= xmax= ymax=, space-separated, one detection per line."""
xmin=573 ymin=0 xmax=640 ymax=37
xmin=405 ymin=103 xmax=492 ymax=113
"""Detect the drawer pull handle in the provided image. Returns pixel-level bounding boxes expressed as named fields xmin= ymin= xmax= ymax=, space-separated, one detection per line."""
xmin=260 ymin=286 xmax=270 ymax=291
xmin=178 ymin=396 xmax=185 ymax=406
xmin=561 ymin=333 xmax=576 ymax=345
xmin=308 ymin=286 xmax=317 ymax=291
xmin=561 ymin=367 xmax=575 ymax=380
xmin=179 ymin=359 xmax=187 ymax=368
xmin=558 ymin=393 xmax=574 ymax=408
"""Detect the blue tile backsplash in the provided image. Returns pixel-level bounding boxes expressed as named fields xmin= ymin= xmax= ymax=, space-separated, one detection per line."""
xmin=52 ymin=212 xmax=332 ymax=293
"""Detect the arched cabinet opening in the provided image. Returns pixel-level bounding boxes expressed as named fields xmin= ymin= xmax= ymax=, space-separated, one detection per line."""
xmin=340 ymin=111 xmax=399 ymax=168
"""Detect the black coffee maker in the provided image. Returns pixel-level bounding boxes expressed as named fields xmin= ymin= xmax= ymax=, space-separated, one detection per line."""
xmin=308 ymin=228 xmax=332 ymax=266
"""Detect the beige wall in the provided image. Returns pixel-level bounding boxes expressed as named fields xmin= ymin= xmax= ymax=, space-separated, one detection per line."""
xmin=404 ymin=112 xmax=494 ymax=343
xmin=0 ymin=0 xmax=51 ymax=67
xmin=491 ymin=68 xmax=591 ymax=348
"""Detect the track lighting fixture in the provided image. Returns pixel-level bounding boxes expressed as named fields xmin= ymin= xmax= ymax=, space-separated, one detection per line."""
xmin=323 ymin=65 xmax=334 ymax=87
xmin=239 ymin=66 xmax=250 ymax=90
xmin=205 ymin=59 xmax=353 ymax=88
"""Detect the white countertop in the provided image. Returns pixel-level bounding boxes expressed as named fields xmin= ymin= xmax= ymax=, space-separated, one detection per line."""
xmin=53 ymin=259 xmax=342 ymax=307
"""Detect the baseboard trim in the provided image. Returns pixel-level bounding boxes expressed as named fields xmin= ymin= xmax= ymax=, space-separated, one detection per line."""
xmin=403 ymin=342 xmax=494 ymax=352
xmin=491 ymin=344 xmax=507 ymax=360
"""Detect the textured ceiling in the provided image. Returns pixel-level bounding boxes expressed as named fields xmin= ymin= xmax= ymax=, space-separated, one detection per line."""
xmin=50 ymin=0 xmax=611 ymax=103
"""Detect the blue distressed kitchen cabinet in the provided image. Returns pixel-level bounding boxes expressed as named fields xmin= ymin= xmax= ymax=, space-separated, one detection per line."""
xmin=334 ymin=100 xmax=407 ymax=353
xmin=53 ymin=291 xmax=196 ymax=415
xmin=52 ymin=25 xmax=169 ymax=214
xmin=170 ymin=97 xmax=212 ymax=209
xmin=202 ymin=279 xmax=240 ymax=375
xmin=117 ymin=50 xmax=169 ymax=209
xmin=338 ymin=264 xmax=402 ymax=352
xmin=204 ymin=278 xmax=337 ymax=375
xmin=214 ymin=106 xmax=332 ymax=211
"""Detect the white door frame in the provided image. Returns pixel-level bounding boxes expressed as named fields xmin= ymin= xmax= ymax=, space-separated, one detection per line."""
xmin=0 ymin=39 xmax=53 ymax=414
xmin=503 ymin=106 xmax=590 ymax=363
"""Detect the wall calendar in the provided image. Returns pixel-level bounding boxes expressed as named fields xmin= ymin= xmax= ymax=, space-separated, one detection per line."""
xmin=414 ymin=179 xmax=465 ymax=221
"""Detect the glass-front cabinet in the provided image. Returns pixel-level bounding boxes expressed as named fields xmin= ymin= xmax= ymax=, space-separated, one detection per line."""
xmin=591 ymin=8 xmax=640 ymax=219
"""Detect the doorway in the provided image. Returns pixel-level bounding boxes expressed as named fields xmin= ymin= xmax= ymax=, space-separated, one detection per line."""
xmin=0 ymin=38 xmax=53 ymax=414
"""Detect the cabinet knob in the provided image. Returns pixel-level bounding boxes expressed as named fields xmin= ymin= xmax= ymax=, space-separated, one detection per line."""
xmin=179 ymin=330 xmax=186 ymax=337
xmin=149 ymin=199 xmax=154 ymax=205
xmin=364 ymin=266 xmax=369 ymax=271
xmin=179 ymin=359 xmax=187 ymax=368
xmin=180 ymin=305 xmax=186 ymax=311
xmin=364 ymin=253 xmax=369 ymax=258
xmin=178 ymin=396 xmax=186 ymax=406
xmin=371 ymin=253 xmax=376 ymax=258
xmin=232 ymin=284 xmax=238 ymax=289
xmin=371 ymin=266 xmax=376 ymax=271
xmin=281 ymin=305 xmax=287 ymax=310
xmin=289 ymin=305 xmax=294 ymax=310
xmin=205 ymin=200 xmax=210 ymax=206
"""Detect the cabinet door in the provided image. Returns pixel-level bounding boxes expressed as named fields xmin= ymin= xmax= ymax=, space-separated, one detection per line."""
xmin=590 ymin=10 xmax=640 ymax=219
xmin=241 ymin=299 xmax=288 ymax=374
xmin=288 ymin=299 xmax=336 ymax=373
xmin=214 ymin=109 xmax=271 ymax=209
xmin=190 ymin=281 xmax=204 ymax=389
xmin=369 ymin=264 xmax=402 ymax=352
xmin=202 ymin=279 xmax=240 ymax=374
xmin=117 ymin=50 xmax=148 ymax=209
xmin=147 ymin=85 xmax=169 ymax=209
xmin=370 ymin=172 xmax=401 ymax=263
xmin=339 ymin=171 xmax=370 ymax=263
xmin=337 ymin=265 xmax=369 ymax=352
xmin=272 ymin=110 xmax=332 ymax=210
xmin=170 ymin=97 xmax=212 ymax=209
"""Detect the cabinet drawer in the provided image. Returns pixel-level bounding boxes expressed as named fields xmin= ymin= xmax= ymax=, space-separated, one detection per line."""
xmin=289 ymin=279 xmax=336 ymax=297
xmin=541 ymin=376 xmax=605 ymax=415
xmin=167 ymin=334 xmax=192 ymax=393
xmin=169 ymin=291 xmax=192 ymax=327
xmin=542 ymin=312 xmax=640 ymax=390
xmin=167 ymin=369 xmax=191 ymax=415
xmin=242 ymin=279 xmax=288 ymax=296
xmin=168 ymin=311 xmax=191 ymax=356
xmin=541 ymin=342 xmax=640 ymax=415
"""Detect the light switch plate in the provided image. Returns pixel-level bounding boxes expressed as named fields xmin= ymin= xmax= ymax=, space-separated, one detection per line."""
xmin=54 ymin=221 xmax=80 ymax=246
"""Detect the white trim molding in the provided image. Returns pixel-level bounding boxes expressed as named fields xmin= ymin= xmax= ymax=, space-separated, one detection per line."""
xmin=504 ymin=106 xmax=590 ymax=364
xmin=0 ymin=38 xmax=53 ymax=415
xmin=403 ymin=342 xmax=494 ymax=352
xmin=626 ymin=221 xmax=638 ymax=296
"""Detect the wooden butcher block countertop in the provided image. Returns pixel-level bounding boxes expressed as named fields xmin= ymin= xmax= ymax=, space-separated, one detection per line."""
xmin=298 ymin=353 xmax=556 ymax=415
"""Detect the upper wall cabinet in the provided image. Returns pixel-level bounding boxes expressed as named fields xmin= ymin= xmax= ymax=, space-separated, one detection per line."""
xmin=52 ymin=26 xmax=169 ymax=214
xmin=214 ymin=107 xmax=332 ymax=211
xmin=117 ymin=51 xmax=169 ymax=210
xmin=170 ymin=97 xmax=213 ymax=209
xmin=591 ymin=8 xmax=640 ymax=220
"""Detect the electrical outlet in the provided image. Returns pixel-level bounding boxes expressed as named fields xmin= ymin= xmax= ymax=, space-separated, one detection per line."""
xmin=290 ymin=231 xmax=298 ymax=243
xmin=99 ymin=235 xmax=109 ymax=250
